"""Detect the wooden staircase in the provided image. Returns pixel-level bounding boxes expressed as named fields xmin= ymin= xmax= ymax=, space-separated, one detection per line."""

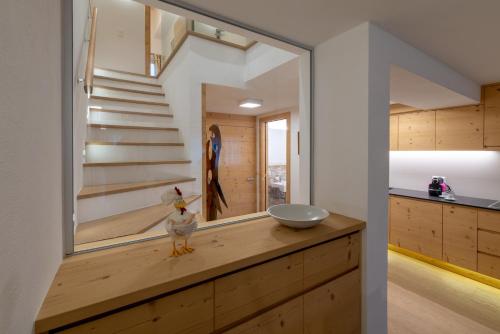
xmin=75 ymin=68 xmax=199 ymax=246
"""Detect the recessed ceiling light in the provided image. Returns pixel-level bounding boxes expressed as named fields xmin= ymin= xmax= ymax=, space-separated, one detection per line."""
xmin=239 ymin=98 xmax=263 ymax=109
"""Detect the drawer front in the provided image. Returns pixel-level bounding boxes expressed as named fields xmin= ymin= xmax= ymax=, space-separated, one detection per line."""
xmin=303 ymin=233 xmax=360 ymax=289
xmin=478 ymin=230 xmax=500 ymax=257
xmin=443 ymin=204 xmax=478 ymax=271
xmin=304 ymin=269 xmax=361 ymax=334
xmin=57 ymin=282 xmax=214 ymax=334
xmin=214 ymin=253 xmax=303 ymax=330
xmin=478 ymin=253 xmax=500 ymax=280
xmin=478 ymin=209 xmax=500 ymax=233
xmin=223 ymin=297 xmax=303 ymax=334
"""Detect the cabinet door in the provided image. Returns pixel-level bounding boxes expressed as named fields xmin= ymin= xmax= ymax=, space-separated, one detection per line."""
xmin=304 ymin=269 xmax=361 ymax=334
xmin=223 ymin=297 xmax=303 ymax=334
xmin=436 ymin=105 xmax=484 ymax=150
xmin=390 ymin=115 xmax=399 ymax=151
xmin=398 ymin=110 xmax=436 ymax=150
xmin=57 ymin=282 xmax=214 ymax=334
xmin=214 ymin=253 xmax=303 ymax=330
xmin=478 ymin=252 xmax=500 ymax=280
xmin=390 ymin=197 xmax=443 ymax=259
xmin=443 ymin=204 xmax=478 ymax=270
xmin=484 ymin=84 xmax=500 ymax=147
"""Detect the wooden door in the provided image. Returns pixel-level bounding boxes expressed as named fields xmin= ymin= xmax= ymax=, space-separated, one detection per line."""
xmin=443 ymin=204 xmax=478 ymax=270
xmin=205 ymin=112 xmax=257 ymax=219
xmin=389 ymin=115 xmax=399 ymax=151
xmin=390 ymin=197 xmax=443 ymax=259
xmin=398 ymin=110 xmax=436 ymax=150
xmin=303 ymin=269 xmax=361 ymax=334
xmin=436 ymin=105 xmax=484 ymax=150
xmin=484 ymin=84 xmax=500 ymax=147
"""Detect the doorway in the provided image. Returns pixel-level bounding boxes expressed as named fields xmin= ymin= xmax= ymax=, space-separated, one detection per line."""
xmin=259 ymin=112 xmax=291 ymax=210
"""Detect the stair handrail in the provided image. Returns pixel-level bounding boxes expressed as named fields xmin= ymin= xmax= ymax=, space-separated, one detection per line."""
xmin=84 ymin=7 xmax=98 ymax=95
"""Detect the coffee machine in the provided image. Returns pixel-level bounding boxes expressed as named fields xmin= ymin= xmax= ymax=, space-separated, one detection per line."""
xmin=428 ymin=176 xmax=449 ymax=197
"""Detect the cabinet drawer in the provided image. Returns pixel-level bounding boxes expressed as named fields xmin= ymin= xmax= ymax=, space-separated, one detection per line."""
xmin=478 ymin=253 xmax=500 ymax=280
xmin=478 ymin=209 xmax=500 ymax=233
xmin=303 ymin=233 xmax=360 ymax=289
xmin=56 ymin=282 xmax=214 ymax=334
xmin=304 ymin=269 xmax=361 ymax=334
xmin=478 ymin=230 xmax=500 ymax=257
xmin=223 ymin=297 xmax=303 ymax=334
xmin=214 ymin=253 xmax=303 ymax=330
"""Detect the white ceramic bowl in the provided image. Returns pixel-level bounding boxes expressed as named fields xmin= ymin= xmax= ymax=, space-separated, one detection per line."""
xmin=267 ymin=204 xmax=329 ymax=229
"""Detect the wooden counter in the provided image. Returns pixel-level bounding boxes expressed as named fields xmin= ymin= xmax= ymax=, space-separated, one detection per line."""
xmin=35 ymin=213 xmax=365 ymax=333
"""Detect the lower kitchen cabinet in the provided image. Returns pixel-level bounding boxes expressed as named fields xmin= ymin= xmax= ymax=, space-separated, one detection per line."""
xmin=304 ymin=269 xmax=361 ymax=334
xmin=478 ymin=253 xmax=500 ymax=279
xmin=390 ymin=197 xmax=443 ymax=259
xmin=443 ymin=204 xmax=477 ymax=270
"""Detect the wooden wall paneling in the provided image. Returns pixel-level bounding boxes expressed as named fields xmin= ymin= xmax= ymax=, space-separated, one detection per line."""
xmin=144 ymin=5 xmax=151 ymax=75
xmin=259 ymin=121 xmax=266 ymax=211
xmin=223 ymin=297 xmax=303 ymax=334
xmin=390 ymin=115 xmax=399 ymax=151
xmin=436 ymin=105 xmax=484 ymax=150
xmin=484 ymin=84 xmax=500 ymax=147
xmin=201 ymin=84 xmax=207 ymax=220
xmin=214 ymin=253 xmax=303 ymax=330
xmin=303 ymin=269 xmax=361 ymax=334
xmin=390 ymin=103 xmax=420 ymax=115
xmin=303 ymin=233 xmax=360 ymax=289
xmin=443 ymin=204 xmax=478 ymax=270
xmin=398 ymin=110 xmax=436 ymax=150
xmin=478 ymin=209 xmax=500 ymax=233
xmin=390 ymin=197 xmax=443 ymax=259
xmin=478 ymin=230 xmax=500 ymax=257
xmin=56 ymin=282 xmax=214 ymax=334
xmin=478 ymin=252 xmax=500 ymax=280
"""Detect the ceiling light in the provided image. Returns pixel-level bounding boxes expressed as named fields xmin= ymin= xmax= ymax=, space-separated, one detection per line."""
xmin=239 ymin=98 xmax=263 ymax=109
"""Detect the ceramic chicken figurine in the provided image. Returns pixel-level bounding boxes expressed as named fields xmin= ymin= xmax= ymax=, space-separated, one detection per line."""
xmin=162 ymin=187 xmax=198 ymax=257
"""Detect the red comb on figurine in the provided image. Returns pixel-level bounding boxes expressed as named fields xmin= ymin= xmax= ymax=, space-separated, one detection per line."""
xmin=175 ymin=187 xmax=182 ymax=196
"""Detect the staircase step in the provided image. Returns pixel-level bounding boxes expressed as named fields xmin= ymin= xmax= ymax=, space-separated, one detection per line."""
xmin=83 ymin=160 xmax=191 ymax=168
xmin=93 ymin=75 xmax=161 ymax=88
xmin=86 ymin=141 xmax=184 ymax=147
xmin=90 ymin=95 xmax=169 ymax=107
xmin=74 ymin=195 xmax=201 ymax=245
xmin=77 ymin=177 xmax=196 ymax=199
xmin=88 ymin=123 xmax=178 ymax=131
xmin=89 ymin=108 xmax=172 ymax=118
xmin=95 ymin=67 xmax=155 ymax=78
xmin=93 ymin=85 xmax=164 ymax=96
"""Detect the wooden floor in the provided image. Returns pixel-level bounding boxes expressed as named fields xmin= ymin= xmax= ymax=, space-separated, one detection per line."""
xmin=388 ymin=251 xmax=500 ymax=334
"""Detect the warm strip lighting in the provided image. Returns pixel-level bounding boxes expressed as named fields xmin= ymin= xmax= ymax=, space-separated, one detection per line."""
xmin=239 ymin=98 xmax=263 ymax=109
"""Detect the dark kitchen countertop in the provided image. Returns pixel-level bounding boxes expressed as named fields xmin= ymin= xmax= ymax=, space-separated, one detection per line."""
xmin=389 ymin=187 xmax=500 ymax=211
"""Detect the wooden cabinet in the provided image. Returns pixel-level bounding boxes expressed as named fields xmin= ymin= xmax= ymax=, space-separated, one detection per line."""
xmin=390 ymin=197 xmax=443 ymax=259
xmin=477 ymin=209 xmax=500 ymax=279
xmin=484 ymin=84 xmax=500 ymax=147
xmin=478 ymin=253 xmax=500 ymax=280
xmin=443 ymin=204 xmax=477 ymax=270
xmin=436 ymin=105 xmax=484 ymax=150
xmin=214 ymin=253 xmax=303 ymax=330
xmin=478 ymin=209 xmax=500 ymax=233
xmin=56 ymin=282 xmax=214 ymax=334
xmin=224 ymin=297 xmax=303 ymax=334
xmin=303 ymin=269 xmax=361 ymax=334
xmin=390 ymin=115 xmax=399 ymax=151
xmin=478 ymin=230 xmax=500 ymax=257
xmin=303 ymin=232 xmax=360 ymax=289
xmin=398 ymin=110 xmax=436 ymax=150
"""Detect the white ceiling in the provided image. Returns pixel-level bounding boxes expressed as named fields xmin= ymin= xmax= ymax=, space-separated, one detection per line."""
xmin=170 ymin=0 xmax=500 ymax=84
xmin=390 ymin=66 xmax=477 ymax=109
xmin=205 ymin=58 xmax=299 ymax=116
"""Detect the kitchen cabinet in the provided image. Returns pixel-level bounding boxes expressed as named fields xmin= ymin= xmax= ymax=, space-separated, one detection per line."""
xmin=436 ymin=105 xmax=484 ymax=150
xmin=390 ymin=115 xmax=399 ymax=151
xmin=443 ymin=204 xmax=477 ymax=270
xmin=304 ymin=269 xmax=361 ymax=334
xmin=477 ymin=209 xmax=500 ymax=279
xmin=478 ymin=253 xmax=500 ymax=280
xmin=390 ymin=197 xmax=443 ymax=259
xmin=484 ymin=84 xmax=500 ymax=148
xmin=398 ymin=110 xmax=436 ymax=150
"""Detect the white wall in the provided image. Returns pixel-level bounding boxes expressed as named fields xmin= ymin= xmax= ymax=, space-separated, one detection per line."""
xmin=0 ymin=1 xmax=63 ymax=333
xmin=244 ymin=43 xmax=298 ymax=82
xmin=390 ymin=151 xmax=500 ymax=200
xmin=93 ymin=0 xmax=145 ymax=74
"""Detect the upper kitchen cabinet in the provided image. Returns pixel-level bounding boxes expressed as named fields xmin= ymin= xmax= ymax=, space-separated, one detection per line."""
xmin=436 ymin=105 xmax=484 ymax=150
xmin=398 ymin=110 xmax=436 ymax=150
xmin=484 ymin=84 xmax=500 ymax=148
xmin=390 ymin=115 xmax=399 ymax=151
